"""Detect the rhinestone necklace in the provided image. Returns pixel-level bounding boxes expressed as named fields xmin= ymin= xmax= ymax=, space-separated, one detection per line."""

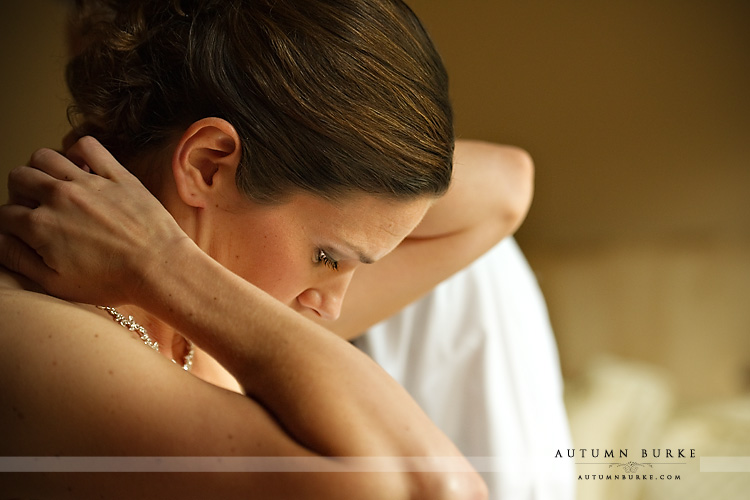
xmin=98 ymin=306 xmax=194 ymax=371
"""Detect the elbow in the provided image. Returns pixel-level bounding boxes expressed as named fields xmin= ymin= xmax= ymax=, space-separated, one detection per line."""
xmin=438 ymin=472 xmax=489 ymax=500
xmin=517 ymin=147 xmax=535 ymax=218
xmin=499 ymin=145 xmax=535 ymax=235
xmin=411 ymin=470 xmax=489 ymax=500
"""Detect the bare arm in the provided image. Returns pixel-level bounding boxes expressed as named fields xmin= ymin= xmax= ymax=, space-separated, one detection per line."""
xmin=3 ymin=283 xmax=476 ymax=499
xmin=0 ymin=139 xmax=487 ymax=499
xmin=329 ymin=139 xmax=534 ymax=338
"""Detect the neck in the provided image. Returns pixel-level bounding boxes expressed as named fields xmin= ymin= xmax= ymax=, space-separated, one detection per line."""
xmin=101 ymin=303 xmax=243 ymax=393
xmin=113 ymin=304 xmax=190 ymax=364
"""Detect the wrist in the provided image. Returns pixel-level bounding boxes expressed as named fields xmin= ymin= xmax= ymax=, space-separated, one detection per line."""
xmin=128 ymin=234 xmax=200 ymax=313
xmin=126 ymin=234 xmax=255 ymax=374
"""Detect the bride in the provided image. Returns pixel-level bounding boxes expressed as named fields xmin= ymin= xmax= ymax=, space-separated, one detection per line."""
xmin=0 ymin=0 xmax=532 ymax=498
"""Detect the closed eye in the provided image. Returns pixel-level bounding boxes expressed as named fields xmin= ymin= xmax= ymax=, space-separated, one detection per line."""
xmin=315 ymin=249 xmax=339 ymax=271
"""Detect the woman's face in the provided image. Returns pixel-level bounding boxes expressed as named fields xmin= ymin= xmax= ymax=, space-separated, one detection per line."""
xmin=199 ymin=191 xmax=432 ymax=322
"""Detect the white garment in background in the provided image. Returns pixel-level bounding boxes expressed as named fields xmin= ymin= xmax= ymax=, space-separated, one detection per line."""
xmin=354 ymin=237 xmax=575 ymax=500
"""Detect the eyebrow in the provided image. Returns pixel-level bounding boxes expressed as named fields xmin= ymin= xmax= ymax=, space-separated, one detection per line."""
xmin=327 ymin=243 xmax=375 ymax=265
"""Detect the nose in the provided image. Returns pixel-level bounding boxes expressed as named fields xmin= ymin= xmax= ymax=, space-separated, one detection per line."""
xmin=296 ymin=275 xmax=352 ymax=321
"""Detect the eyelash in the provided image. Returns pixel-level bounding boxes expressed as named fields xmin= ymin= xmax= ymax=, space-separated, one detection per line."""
xmin=315 ymin=249 xmax=339 ymax=271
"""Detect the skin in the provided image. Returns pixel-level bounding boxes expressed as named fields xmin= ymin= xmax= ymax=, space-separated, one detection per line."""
xmin=0 ymin=118 xmax=532 ymax=499
xmin=102 ymin=119 xmax=436 ymax=389
xmin=7 ymin=118 xmax=533 ymax=391
xmin=334 ymin=137 xmax=534 ymax=338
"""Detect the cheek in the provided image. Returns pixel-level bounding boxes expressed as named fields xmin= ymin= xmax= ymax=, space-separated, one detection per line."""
xmin=225 ymin=236 xmax=311 ymax=306
xmin=246 ymin=261 xmax=308 ymax=305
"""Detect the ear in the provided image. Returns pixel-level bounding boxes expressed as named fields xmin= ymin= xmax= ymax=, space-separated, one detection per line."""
xmin=171 ymin=118 xmax=242 ymax=208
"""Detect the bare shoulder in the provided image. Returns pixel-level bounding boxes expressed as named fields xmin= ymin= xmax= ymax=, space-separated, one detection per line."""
xmin=0 ymin=275 xmax=184 ymax=454
xmin=0 ymin=271 xmax=385 ymax=499
xmin=0 ymin=269 xmax=278 ymax=457
xmin=0 ymin=272 xmax=116 ymax=392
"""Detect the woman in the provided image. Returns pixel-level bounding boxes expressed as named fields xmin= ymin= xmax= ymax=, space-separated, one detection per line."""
xmin=0 ymin=0 xmax=532 ymax=498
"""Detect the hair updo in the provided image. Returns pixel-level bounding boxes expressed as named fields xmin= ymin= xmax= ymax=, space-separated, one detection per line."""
xmin=67 ymin=0 xmax=453 ymax=203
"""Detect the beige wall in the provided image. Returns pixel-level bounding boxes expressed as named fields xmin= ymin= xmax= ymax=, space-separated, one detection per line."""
xmin=408 ymin=0 xmax=750 ymax=245
xmin=2 ymin=1 xmax=748 ymax=402
xmin=0 ymin=0 xmax=70 ymax=185
xmin=406 ymin=0 xmax=750 ymax=402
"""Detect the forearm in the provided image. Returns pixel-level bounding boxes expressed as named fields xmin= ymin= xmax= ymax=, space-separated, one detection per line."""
xmin=0 ymin=142 xmax=462 ymax=459
xmin=0 ymin=140 xmax=486 ymax=497
xmin=136 ymin=237 xmax=462 ymax=460
xmin=326 ymin=141 xmax=535 ymax=340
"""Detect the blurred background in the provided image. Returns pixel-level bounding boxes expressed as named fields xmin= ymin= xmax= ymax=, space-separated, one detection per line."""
xmin=406 ymin=0 xmax=750 ymax=402
xmin=1 ymin=1 xmax=748 ymax=498
xmin=404 ymin=4 xmax=749 ymax=498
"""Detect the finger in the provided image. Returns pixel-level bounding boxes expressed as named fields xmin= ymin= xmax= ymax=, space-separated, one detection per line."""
xmin=61 ymin=131 xmax=93 ymax=173
xmin=6 ymin=190 xmax=38 ymax=209
xmin=7 ymin=165 xmax=59 ymax=206
xmin=27 ymin=148 xmax=87 ymax=182
xmin=65 ymin=136 xmax=128 ymax=180
xmin=0 ymin=233 xmax=56 ymax=289
xmin=6 ymin=166 xmax=40 ymax=207
xmin=0 ymin=204 xmax=45 ymax=250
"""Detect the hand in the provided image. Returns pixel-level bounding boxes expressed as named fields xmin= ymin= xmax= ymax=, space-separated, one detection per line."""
xmin=0 ymin=136 xmax=190 ymax=305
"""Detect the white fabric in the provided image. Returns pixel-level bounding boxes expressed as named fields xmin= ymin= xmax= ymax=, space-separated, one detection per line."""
xmin=354 ymin=237 xmax=575 ymax=500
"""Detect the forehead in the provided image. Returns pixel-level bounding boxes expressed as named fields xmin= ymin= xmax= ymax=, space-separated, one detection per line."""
xmin=281 ymin=192 xmax=432 ymax=260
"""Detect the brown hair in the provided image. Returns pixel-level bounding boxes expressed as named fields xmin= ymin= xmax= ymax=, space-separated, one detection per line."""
xmin=67 ymin=0 xmax=453 ymax=203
